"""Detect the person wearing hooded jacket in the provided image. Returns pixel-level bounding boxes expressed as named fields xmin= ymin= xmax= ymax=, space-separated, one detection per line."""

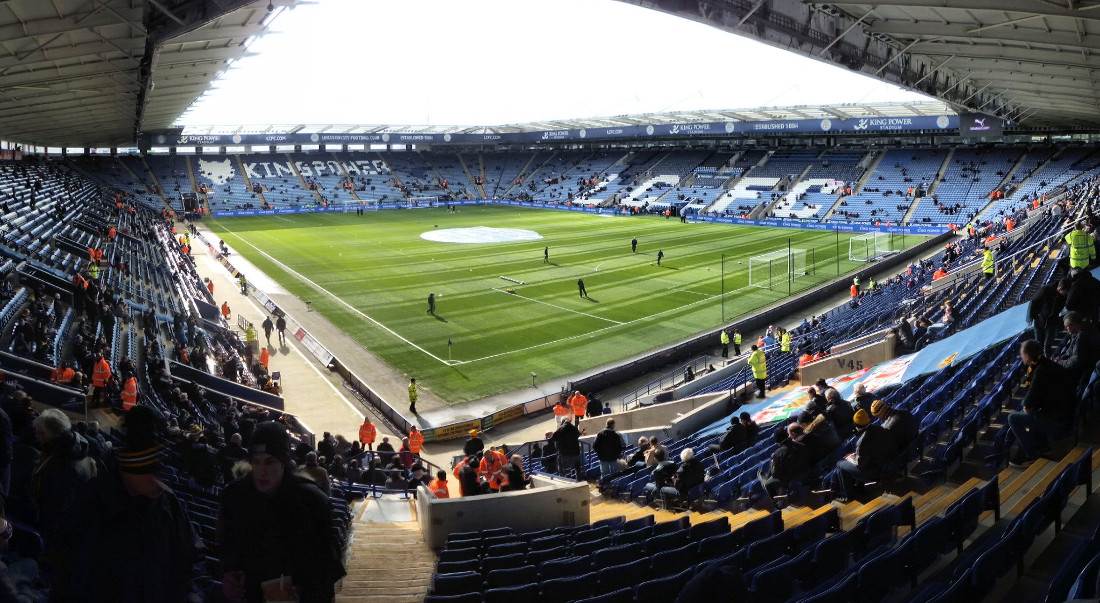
xmin=30 ymin=408 xmax=98 ymax=543
xmin=218 ymin=422 xmax=346 ymax=603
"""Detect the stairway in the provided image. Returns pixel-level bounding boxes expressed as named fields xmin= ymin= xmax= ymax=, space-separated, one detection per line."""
xmin=336 ymin=498 xmax=435 ymax=602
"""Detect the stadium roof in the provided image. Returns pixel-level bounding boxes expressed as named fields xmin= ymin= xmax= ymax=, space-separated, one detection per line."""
xmin=630 ymin=0 xmax=1100 ymax=129
xmin=178 ymin=100 xmax=955 ymax=136
xmin=0 ymin=0 xmax=298 ymax=148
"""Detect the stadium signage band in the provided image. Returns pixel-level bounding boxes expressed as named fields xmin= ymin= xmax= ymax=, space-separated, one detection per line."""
xmin=144 ymin=115 xmax=961 ymax=148
xmin=210 ymin=199 xmax=948 ymax=235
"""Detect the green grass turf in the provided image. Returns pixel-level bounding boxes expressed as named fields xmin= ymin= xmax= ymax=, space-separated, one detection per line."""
xmin=207 ymin=205 xmax=925 ymax=403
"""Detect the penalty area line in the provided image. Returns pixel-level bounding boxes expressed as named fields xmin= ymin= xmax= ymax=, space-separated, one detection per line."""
xmin=228 ymin=233 xmax=455 ymax=366
xmin=491 ymin=288 xmax=624 ymax=325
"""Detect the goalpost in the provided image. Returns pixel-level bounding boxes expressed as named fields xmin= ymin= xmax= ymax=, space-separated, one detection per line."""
xmin=849 ymin=232 xmax=900 ymax=262
xmin=749 ymin=248 xmax=809 ymax=290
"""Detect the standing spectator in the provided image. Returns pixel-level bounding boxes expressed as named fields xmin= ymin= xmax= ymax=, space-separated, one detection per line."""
xmin=552 ymin=418 xmax=582 ymax=479
xmin=592 ymin=419 xmax=625 ymax=481
xmin=503 ymin=455 xmax=528 ymax=491
xmin=261 ymin=316 xmax=274 ymax=345
xmin=31 ymin=408 xmax=98 ymax=541
xmin=1028 ymin=279 xmax=1069 ymax=356
xmin=586 ymin=394 xmax=603 ymax=418
xmin=48 ymin=406 xmax=203 ymax=602
xmin=1065 ymin=268 xmax=1100 ymax=323
xmin=298 ymin=451 xmax=331 ymax=497
xmin=275 ymin=314 xmax=287 ymax=345
xmin=463 ymin=430 xmax=484 ymax=457
xmin=453 ymin=455 xmax=480 ymax=497
xmin=1008 ymin=340 xmax=1075 ymax=466
xmin=218 ymin=422 xmax=346 ymax=603
xmin=375 ymin=436 xmax=395 ymax=466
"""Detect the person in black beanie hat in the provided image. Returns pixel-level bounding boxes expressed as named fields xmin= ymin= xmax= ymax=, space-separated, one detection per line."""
xmin=48 ymin=405 xmax=205 ymax=602
xmin=218 ymin=421 xmax=346 ymax=603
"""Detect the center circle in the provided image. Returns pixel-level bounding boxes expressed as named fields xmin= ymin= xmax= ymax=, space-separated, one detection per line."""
xmin=420 ymin=226 xmax=544 ymax=244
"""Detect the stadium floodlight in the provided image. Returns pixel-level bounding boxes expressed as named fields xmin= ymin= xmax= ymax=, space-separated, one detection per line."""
xmin=749 ymin=248 xmax=807 ymax=290
xmin=848 ymin=232 xmax=899 ymax=262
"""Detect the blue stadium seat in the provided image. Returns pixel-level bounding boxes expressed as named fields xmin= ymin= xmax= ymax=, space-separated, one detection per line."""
xmin=539 ymin=555 xmax=591 ymax=581
xmin=905 ymin=514 xmax=952 ymax=587
xmin=573 ymin=536 xmax=613 ymax=557
xmin=575 ymin=525 xmax=611 ymax=544
xmin=805 ymin=529 xmax=858 ymax=589
xmin=529 ymin=534 xmax=569 ymax=552
xmin=635 ymin=567 xmax=693 ymax=603
xmin=643 ymin=529 xmax=690 ymax=555
xmin=650 ymin=516 xmax=690 ymax=536
xmin=620 ymin=515 xmax=656 ymax=532
xmin=486 ymin=565 xmax=538 ymax=589
xmin=525 ymin=546 xmax=568 ymax=566
xmin=435 ymin=559 xmax=480 ymax=575
xmin=593 ymin=543 xmax=644 ymax=570
xmin=574 ymin=587 xmax=634 ymax=603
xmin=484 ymin=582 xmax=539 ymax=603
xmin=650 ymin=542 xmax=698 ymax=578
xmin=431 ymin=571 xmax=482 ymax=597
xmin=540 ymin=571 xmax=596 ymax=603
xmin=794 ymin=571 xmax=858 ymax=603
xmin=592 ymin=516 xmax=625 ymax=531
xmin=424 ymin=593 xmax=482 ymax=603
xmin=613 ymin=525 xmax=652 ymax=545
xmin=486 ymin=541 xmax=527 ymax=557
xmin=481 ymin=553 xmax=525 ymax=573
xmin=697 ymin=530 xmax=739 ymax=559
xmin=596 ymin=557 xmax=648 ymax=594
xmin=688 ymin=516 xmax=730 ymax=541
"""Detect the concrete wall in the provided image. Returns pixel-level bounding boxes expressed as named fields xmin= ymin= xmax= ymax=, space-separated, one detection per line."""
xmin=579 ymin=392 xmax=727 ymax=435
xmin=416 ymin=476 xmax=591 ymax=549
xmin=675 ymin=356 xmax=749 ymax=399
xmin=831 ymin=328 xmax=890 ymax=355
xmin=801 ymin=334 xmax=897 ymax=385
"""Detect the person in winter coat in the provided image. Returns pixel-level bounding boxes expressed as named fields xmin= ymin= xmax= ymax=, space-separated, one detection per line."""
xmin=218 ymin=422 xmax=346 ymax=603
xmin=673 ymin=448 xmax=706 ymax=500
xmin=48 ymin=406 xmax=204 ymax=603
xmin=592 ymin=419 xmax=625 ymax=480
xmin=31 ymin=409 xmax=98 ymax=543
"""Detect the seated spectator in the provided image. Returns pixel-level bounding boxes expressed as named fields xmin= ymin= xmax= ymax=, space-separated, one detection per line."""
xmin=763 ymin=426 xmax=810 ymax=496
xmin=870 ymin=400 xmax=919 ymax=449
xmin=802 ymin=387 xmax=827 ymax=416
xmin=824 ymin=388 xmax=855 ymax=439
xmin=1053 ymin=311 xmax=1100 ymax=389
xmin=709 ymin=416 xmax=747 ymax=455
xmin=645 ymin=436 xmax=668 ymax=466
xmin=740 ymin=412 xmax=760 ymax=443
xmin=216 ymin=433 xmax=248 ymax=483
xmin=796 ymin=411 xmax=839 ymax=463
xmin=1008 ymin=340 xmax=1075 ymax=466
xmin=673 ymin=448 xmax=705 ymax=501
xmin=832 ymin=410 xmax=897 ymax=502
xmin=643 ymin=459 xmax=678 ymax=503
xmin=851 ymin=384 xmax=874 ymax=415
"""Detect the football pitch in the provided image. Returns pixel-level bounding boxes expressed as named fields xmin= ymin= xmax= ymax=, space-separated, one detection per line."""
xmin=208 ymin=205 xmax=924 ymax=403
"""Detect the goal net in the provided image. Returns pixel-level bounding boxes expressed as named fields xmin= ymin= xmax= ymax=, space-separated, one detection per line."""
xmin=849 ymin=232 xmax=899 ymax=262
xmin=749 ymin=249 xmax=808 ymax=290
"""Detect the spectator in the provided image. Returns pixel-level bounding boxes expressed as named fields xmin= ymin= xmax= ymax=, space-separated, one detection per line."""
xmin=552 ymin=419 xmax=582 ymax=479
xmin=453 ymin=454 xmax=481 ymax=497
xmin=824 ymin=388 xmax=855 ymax=439
xmin=218 ymin=422 xmax=346 ymax=603
xmin=601 ymin=402 xmax=613 ymax=415
xmin=586 ymin=395 xmax=603 ymax=418
xmin=673 ymin=448 xmax=705 ymax=501
xmin=48 ymin=406 xmax=203 ymax=602
xmin=626 ymin=436 xmax=649 ymax=467
xmin=535 ymin=431 xmax=557 ymax=475
xmin=592 ymin=419 xmax=625 ymax=481
xmin=0 ymin=404 xmax=11 ymax=498
xmin=740 ymin=412 xmax=760 ymax=443
xmin=299 ymin=451 xmax=331 ymax=497
xmin=182 ymin=434 xmax=218 ymax=489
xmin=802 ymin=387 xmax=827 ymax=416
xmin=796 ymin=410 xmax=840 ymax=464
xmin=1053 ymin=310 xmax=1100 ymax=389
xmin=216 ymin=433 xmax=249 ymax=483
xmin=870 ymin=400 xmax=919 ymax=450
xmin=1028 ymin=279 xmax=1069 ymax=355
xmin=462 ymin=429 xmax=484 ymax=458
xmin=503 ymin=454 xmax=528 ymax=491
xmin=1008 ymin=340 xmax=1075 ymax=466
xmin=645 ymin=436 xmax=669 ymax=466
xmin=31 ymin=408 xmax=98 ymax=541
xmin=709 ymin=415 xmax=747 ymax=455
xmin=763 ymin=426 xmax=810 ymax=496
xmin=1064 ymin=268 xmax=1100 ymax=323
xmin=851 ymin=384 xmax=874 ymax=415
xmin=375 ymin=436 xmax=395 ymax=466
xmin=832 ymin=410 xmax=897 ymax=502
